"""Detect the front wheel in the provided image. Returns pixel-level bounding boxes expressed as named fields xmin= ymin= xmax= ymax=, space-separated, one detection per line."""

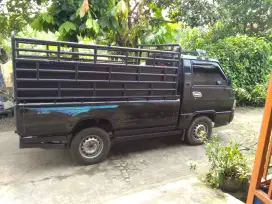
xmin=70 ymin=127 xmax=111 ymax=165
xmin=186 ymin=116 xmax=213 ymax=145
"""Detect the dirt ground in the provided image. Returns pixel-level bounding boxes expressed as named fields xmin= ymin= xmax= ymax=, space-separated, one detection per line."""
xmin=215 ymin=107 xmax=263 ymax=164
xmin=0 ymin=107 xmax=263 ymax=203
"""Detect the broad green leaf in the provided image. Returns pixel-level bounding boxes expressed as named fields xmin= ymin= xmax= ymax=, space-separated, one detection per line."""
xmin=44 ymin=14 xmax=54 ymax=24
xmin=58 ymin=21 xmax=77 ymax=33
xmin=67 ymin=22 xmax=77 ymax=31
xmin=110 ymin=17 xmax=118 ymax=29
xmin=79 ymin=24 xmax=86 ymax=32
xmin=31 ymin=17 xmax=43 ymax=31
xmin=116 ymin=0 xmax=128 ymax=16
xmin=69 ymin=13 xmax=77 ymax=21
xmin=99 ymin=16 xmax=109 ymax=28
xmin=86 ymin=18 xmax=93 ymax=29
xmin=92 ymin=20 xmax=99 ymax=33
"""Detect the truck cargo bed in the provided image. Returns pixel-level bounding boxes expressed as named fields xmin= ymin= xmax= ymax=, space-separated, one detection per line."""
xmin=12 ymin=37 xmax=181 ymax=103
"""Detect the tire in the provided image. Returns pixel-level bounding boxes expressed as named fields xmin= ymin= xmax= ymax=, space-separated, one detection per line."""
xmin=186 ymin=116 xmax=213 ymax=145
xmin=70 ymin=127 xmax=111 ymax=165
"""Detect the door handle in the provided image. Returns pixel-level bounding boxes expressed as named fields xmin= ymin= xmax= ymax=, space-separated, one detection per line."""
xmin=193 ymin=91 xmax=202 ymax=98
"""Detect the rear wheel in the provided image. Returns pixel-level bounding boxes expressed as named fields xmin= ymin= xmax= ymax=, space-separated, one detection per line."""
xmin=70 ymin=127 xmax=111 ymax=165
xmin=186 ymin=116 xmax=213 ymax=145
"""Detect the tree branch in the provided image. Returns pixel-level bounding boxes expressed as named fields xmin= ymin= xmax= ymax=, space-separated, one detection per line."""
xmin=129 ymin=2 xmax=139 ymax=16
xmin=150 ymin=18 xmax=176 ymax=23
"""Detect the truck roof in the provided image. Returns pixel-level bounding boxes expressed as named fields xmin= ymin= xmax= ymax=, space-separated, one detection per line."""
xmin=181 ymin=54 xmax=219 ymax=63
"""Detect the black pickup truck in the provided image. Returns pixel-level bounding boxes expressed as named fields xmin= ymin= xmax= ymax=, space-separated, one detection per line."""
xmin=11 ymin=34 xmax=235 ymax=165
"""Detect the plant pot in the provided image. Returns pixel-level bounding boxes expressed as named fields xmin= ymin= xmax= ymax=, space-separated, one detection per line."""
xmin=219 ymin=174 xmax=244 ymax=192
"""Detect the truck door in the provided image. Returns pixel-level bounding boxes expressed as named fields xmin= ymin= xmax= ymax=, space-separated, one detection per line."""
xmin=190 ymin=61 xmax=233 ymax=112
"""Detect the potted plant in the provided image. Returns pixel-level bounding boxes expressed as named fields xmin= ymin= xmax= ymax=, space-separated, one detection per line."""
xmin=203 ymin=136 xmax=249 ymax=192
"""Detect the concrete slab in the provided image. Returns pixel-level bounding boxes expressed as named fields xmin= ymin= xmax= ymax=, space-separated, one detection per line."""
xmin=104 ymin=177 xmax=243 ymax=204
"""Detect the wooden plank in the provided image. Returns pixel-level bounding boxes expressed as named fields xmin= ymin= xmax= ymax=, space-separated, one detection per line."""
xmin=263 ymin=139 xmax=272 ymax=179
xmin=268 ymin=180 xmax=272 ymax=199
xmin=247 ymin=73 xmax=272 ymax=204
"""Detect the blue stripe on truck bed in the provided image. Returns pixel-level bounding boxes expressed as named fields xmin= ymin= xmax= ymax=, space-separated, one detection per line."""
xmin=28 ymin=105 xmax=119 ymax=116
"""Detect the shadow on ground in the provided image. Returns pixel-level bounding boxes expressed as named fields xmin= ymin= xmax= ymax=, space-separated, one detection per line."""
xmin=21 ymin=135 xmax=187 ymax=168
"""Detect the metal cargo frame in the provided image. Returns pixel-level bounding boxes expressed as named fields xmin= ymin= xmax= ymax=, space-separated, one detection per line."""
xmin=11 ymin=34 xmax=181 ymax=103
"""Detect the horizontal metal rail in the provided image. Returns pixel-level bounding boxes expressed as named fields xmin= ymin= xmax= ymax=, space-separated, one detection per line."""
xmin=17 ymin=95 xmax=177 ymax=100
xmin=16 ymin=68 xmax=177 ymax=77
xmin=15 ymin=37 xmax=180 ymax=54
xmin=19 ymin=99 xmax=180 ymax=106
xmin=16 ymin=78 xmax=177 ymax=83
xmin=15 ymin=58 xmax=179 ymax=69
xmin=17 ymin=88 xmax=175 ymax=91
xmin=138 ymin=44 xmax=180 ymax=47
xmin=16 ymin=48 xmax=179 ymax=62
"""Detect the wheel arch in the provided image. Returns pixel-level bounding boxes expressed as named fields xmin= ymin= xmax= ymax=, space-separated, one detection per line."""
xmin=69 ymin=118 xmax=115 ymax=143
xmin=192 ymin=111 xmax=215 ymax=123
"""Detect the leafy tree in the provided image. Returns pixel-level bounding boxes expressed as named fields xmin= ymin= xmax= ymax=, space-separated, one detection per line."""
xmin=31 ymin=0 xmax=177 ymax=46
xmin=217 ymin=0 xmax=272 ymax=36
xmin=159 ymin=0 xmax=272 ymax=36
xmin=0 ymin=0 xmax=49 ymax=39
xmin=157 ymin=0 xmax=220 ymax=27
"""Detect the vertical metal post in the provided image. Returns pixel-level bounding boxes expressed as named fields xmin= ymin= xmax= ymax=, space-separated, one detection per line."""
xmin=170 ymin=46 xmax=174 ymax=67
xmin=46 ymin=45 xmax=49 ymax=57
xmin=123 ymin=83 xmax=126 ymax=97
xmin=175 ymin=46 xmax=182 ymax=96
xmin=57 ymin=43 xmax=60 ymax=60
xmin=36 ymin=62 xmax=39 ymax=80
xmin=164 ymin=68 xmax=166 ymax=82
xmin=138 ymin=67 xmax=141 ymax=82
xmin=153 ymin=51 xmax=156 ymax=66
xmin=16 ymin=42 xmax=19 ymax=58
xmin=72 ymin=47 xmax=75 ymax=59
xmin=93 ymin=82 xmax=96 ymax=100
xmin=94 ymin=47 xmax=97 ymax=64
xmin=75 ymin=64 xmax=78 ymax=81
xmin=138 ymin=46 xmax=143 ymax=65
xmin=135 ymin=49 xmax=138 ymax=65
xmin=109 ymin=66 xmax=112 ymax=81
xmin=125 ymin=51 xmax=128 ymax=65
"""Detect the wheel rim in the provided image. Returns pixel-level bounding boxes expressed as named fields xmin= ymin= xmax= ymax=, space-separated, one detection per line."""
xmin=193 ymin=123 xmax=208 ymax=139
xmin=79 ymin=135 xmax=104 ymax=159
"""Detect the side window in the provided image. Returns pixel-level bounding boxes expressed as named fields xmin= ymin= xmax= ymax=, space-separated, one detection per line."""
xmin=192 ymin=63 xmax=226 ymax=85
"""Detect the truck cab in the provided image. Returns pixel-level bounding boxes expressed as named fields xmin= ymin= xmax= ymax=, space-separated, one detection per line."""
xmin=12 ymin=35 xmax=235 ymax=165
xmin=181 ymin=56 xmax=234 ymax=125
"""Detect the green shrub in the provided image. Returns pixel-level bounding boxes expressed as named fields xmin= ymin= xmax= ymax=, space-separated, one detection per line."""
xmin=180 ymin=27 xmax=272 ymax=106
xmin=204 ymin=136 xmax=249 ymax=188
xmin=209 ymin=36 xmax=272 ymax=106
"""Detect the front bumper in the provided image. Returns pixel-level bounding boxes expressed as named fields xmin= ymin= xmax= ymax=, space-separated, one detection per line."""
xmin=214 ymin=110 xmax=234 ymax=127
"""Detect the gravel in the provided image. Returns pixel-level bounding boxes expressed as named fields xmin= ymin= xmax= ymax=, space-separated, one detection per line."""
xmin=0 ymin=116 xmax=15 ymax=132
